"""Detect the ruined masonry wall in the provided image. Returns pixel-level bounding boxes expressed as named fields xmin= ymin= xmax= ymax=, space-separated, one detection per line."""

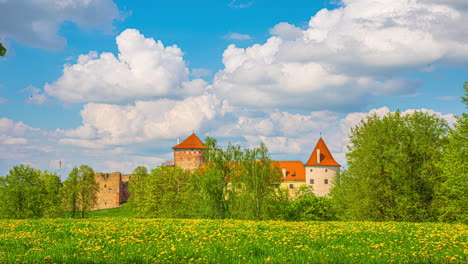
xmin=94 ymin=172 xmax=122 ymax=210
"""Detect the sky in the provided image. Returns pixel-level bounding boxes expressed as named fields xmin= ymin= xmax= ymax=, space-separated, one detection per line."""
xmin=0 ymin=0 xmax=467 ymax=177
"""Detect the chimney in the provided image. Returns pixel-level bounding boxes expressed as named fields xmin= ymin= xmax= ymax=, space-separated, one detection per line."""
xmin=317 ymin=149 xmax=320 ymax=164
xmin=177 ymin=137 xmax=180 ymax=144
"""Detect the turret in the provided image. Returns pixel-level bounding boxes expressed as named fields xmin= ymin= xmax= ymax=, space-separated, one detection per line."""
xmin=304 ymin=137 xmax=340 ymax=196
xmin=172 ymin=133 xmax=208 ymax=171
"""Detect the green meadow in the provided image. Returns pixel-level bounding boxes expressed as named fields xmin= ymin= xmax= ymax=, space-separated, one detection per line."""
xmin=0 ymin=217 xmax=466 ymax=263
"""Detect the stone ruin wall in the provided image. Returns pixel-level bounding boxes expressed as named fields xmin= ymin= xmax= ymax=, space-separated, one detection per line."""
xmin=174 ymin=149 xmax=205 ymax=171
xmin=93 ymin=173 xmax=134 ymax=210
xmin=94 ymin=172 xmax=122 ymax=210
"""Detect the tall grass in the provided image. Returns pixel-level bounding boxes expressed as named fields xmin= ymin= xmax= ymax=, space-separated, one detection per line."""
xmin=0 ymin=218 xmax=465 ymax=263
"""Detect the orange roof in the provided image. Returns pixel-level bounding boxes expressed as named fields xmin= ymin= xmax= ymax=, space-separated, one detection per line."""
xmin=277 ymin=161 xmax=305 ymax=181
xmin=172 ymin=133 xmax=208 ymax=149
xmin=304 ymin=138 xmax=340 ymax=166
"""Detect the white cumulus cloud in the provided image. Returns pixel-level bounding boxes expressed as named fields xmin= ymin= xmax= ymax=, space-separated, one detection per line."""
xmin=0 ymin=0 xmax=119 ymax=49
xmin=212 ymin=0 xmax=468 ymax=110
xmin=45 ymin=29 xmax=192 ymax=103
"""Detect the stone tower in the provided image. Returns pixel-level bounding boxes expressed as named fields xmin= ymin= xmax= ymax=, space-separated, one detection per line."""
xmin=304 ymin=137 xmax=340 ymax=196
xmin=172 ymin=133 xmax=208 ymax=171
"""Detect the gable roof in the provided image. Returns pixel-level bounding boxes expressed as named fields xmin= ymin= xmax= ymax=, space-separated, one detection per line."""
xmin=277 ymin=161 xmax=305 ymax=181
xmin=304 ymin=138 xmax=340 ymax=166
xmin=172 ymin=133 xmax=208 ymax=149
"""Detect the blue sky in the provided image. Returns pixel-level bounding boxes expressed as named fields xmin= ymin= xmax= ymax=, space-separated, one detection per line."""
xmin=0 ymin=0 xmax=467 ymax=176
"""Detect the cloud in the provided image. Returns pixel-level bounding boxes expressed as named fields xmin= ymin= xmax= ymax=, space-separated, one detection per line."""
xmin=23 ymin=85 xmax=48 ymax=104
xmin=44 ymin=29 xmax=191 ymax=103
xmin=225 ymin=33 xmax=253 ymax=40
xmin=0 ymin=97 xmax=7 ymax=104
xmin=212 ymin=0 xmax=468 ymax=110
xmin=435 ymin=96 xmax=458 ymax=101
xmin=229 ymin=0 xmax=254 ymax=9
xmin=270 ymin=22 xmax=303 ymax=40
xmin=0 ymin=0 xmax=120 ymax=50
xmin=60 ymin=94 xmax=227 ymax=147
xmin=191 ymin=68 xmax=212 ymax=77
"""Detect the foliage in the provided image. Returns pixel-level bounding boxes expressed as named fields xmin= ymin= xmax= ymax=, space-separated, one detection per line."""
xmin=39 ymin=171 xmax=63 ymax=218
xmin=61 ymin=168 xmax=80 ymax=218
xmin=285 ymin=185 xmax=336 ymax=221
xmin=128 ymin=166 xmax=148 ymax=202
xmin=0 ymin=42 xmax=5 ymax=56
xmin=0 ymin=218 xmax=465 ymax=263
xmin=61 ymin=165 xmax=98 ymax=218
xmin=331 ymin=110 xmax=449 ymax=221
xmin=0 ymin=165 xmax=61 ymax=219
xmin=190 ymin=138 xmax=287 ymax=220
xmin=134 ymin=166 xmax=192 ymax=218
xmin=433 ymin=82 xmax=468 ymax=222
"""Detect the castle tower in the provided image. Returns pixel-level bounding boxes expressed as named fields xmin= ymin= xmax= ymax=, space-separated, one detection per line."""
xmin=304 ymin=137 xmax=340 ymax=196
xmin=172 ymin=133 xmax=208 ymax=171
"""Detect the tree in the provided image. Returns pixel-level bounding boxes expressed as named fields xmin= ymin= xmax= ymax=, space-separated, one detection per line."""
xmin=285 ymin=185 xmax=335 ymax=221
xmin=191 ymin=138 xmax=287 ymax=220
xmin=191 ymin=137 xmax=240 ymax=219
xmin=331 ymin=111 xmax=449 ymax=221
xmin=62 ymin=165 xmax=98 ymax=218
xmin=129 ymin=166 xmax=148 ymax=202
xmin=134 ymin=166 xmax=192 ymax=218
xmin=433 ymin=82 xmax=468 ymax=222
xmin=0 ymin=43 xmax=5 ymax=56
xmin=62 ymin=168 xmax=80 ymax=218
xmin=39 ymin=171 xmax=63 ymax=218
xmin=230 ymin=143 xmax=285 ymax=220
xmin=0 ymin=165 xmax=61 ymax=219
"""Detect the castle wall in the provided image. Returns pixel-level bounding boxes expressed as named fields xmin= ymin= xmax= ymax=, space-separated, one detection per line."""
xmin=94 ymin=172 xmax=122 ymax=210
xmin=280 ymin=181 xmax=306 ymax=197
xmin=121 ymin=174 xmax=133 ymax=203
xmin=174 ymin=149 xmax=205 ymax=171
xmin=305 ymin=166 xmax=340 ymax=197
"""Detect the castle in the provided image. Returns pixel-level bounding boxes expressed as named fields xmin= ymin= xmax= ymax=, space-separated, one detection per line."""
xmin=93 ymin=133 xmax=340 ymax=210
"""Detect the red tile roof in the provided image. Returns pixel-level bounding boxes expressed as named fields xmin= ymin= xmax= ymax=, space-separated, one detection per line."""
xmin=172 ymin=133 xmax=208 ymax=149
xmin=277 ymin=161 xmax=305 ymax=181
xmin=304 ymin=138 xmax=340 ymax=166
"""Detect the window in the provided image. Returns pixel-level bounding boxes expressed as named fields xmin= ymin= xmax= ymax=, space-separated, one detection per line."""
xmin=289 ymin=184 xmax=294 ymax=189
xmin=310 ymin=179 xmax=314 ymax=184
xmin=324 ymin=179 xmax=328 ymax=184
xmin=325 ymin=169 xmax=328 ymax=172
xmin=310 ymin=169 xmax=313 ymax=172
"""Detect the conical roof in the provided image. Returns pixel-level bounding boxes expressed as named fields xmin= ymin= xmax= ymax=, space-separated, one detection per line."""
xmin=172 ymin=133 xmax=208 ymax=149
xmin=304 ymin=138 xmax=340 ymax=166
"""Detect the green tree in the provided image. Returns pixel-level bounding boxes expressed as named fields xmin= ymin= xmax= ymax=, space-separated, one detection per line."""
xmin=230 ymin=143 xmax=285 ymax=220
xmin=191 ymin=137 xmax=240 ymax=219
xmin=135 ymin=166 xmax=192 ymax=218
xmin=39 ymin=171 xmax=63 ymax=218
xmin=129 ymin=166 xmax=148 ymax=202
xmin=0 ymin=165 xmax=61 ymax=219
xmin=76 ymin=165 xmax=98 ymax=218
xmin=286 ymin=185 xmax=335 ymax=221
xmin=0 ymin=43 xmax=5 ymax=56
xmin=62 ymin=168 xmax=79 ymax=218
xmin=331 ymin=111 xmax=449 ymax=221
xmin=62 ymin=165 xmax=98 ymax=218
xmin=433 ymin=82 xmax=468 ymax=222
xmin=192 ymin=138 xmax=287 ymax=220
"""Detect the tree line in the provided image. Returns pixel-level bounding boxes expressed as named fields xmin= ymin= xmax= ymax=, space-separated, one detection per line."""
xmin=0 ymin=165 xmax=98 ymax=219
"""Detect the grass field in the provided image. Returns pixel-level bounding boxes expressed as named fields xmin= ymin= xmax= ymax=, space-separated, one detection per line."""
xmin=87 ymin=202 xmax=136 ymax=218
xmin=0 ymin=218 xmax=466 ymax=263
